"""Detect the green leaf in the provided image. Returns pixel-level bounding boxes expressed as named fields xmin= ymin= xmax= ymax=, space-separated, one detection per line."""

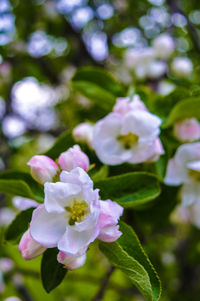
xmin=72 ymin=67 xmax=124 ymax=111
xmin=90 ymin=165 xmax=109 ymax=182
xmin=43 ymin=130 xmax=75 ymax=160
xmin=99 ymin=222 xmax=161 ymax=301
xmin=95 ymin=172 xmax=160 ymax=209
xmin=5 ymin=207 xmax=35 ymax=242
xmin=0 ymin=170 xmax=44 ymax=202
xmin=41 ymin=248 xmax=67 ymax=293
xmin=163 ymin=97 xmax=200 ymax=128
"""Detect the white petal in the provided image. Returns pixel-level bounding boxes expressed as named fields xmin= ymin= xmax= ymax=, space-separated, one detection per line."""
xmin=181 ymin=182 xmax=200 ymax=206
xmin=164 ymin=159 xmax=184 ymax=186
xmin=44 ymin=182 xmax=81 ymax=213
xmin=58 ymin=225 xmax=99 ymax=256
xmin=60 ymin=167 xmax=93 ymax=189
xmin=30 ymin=205 xmax=67 ymax=248
xmin=121 ymin=110 xmax=161 ymax=141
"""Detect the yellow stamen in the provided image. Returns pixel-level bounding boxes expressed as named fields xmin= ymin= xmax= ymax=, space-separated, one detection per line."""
xmin=118 ymin=133 xmax=138 ymax=149
xmin=66 ymin=199 xmax=89 ymax=225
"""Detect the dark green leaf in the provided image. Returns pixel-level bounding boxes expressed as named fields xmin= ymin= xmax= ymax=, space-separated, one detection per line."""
xmin=163 ymin=97 xmax=200 ymax=128
xmin=41 ymin=248 xmax=67 ymax=293
xmin=72 ymin=67 xmax=124 ymax=111
xmin=0 ymin=170 xmax=44 ymax=202
xmin=95 ymin=172 xmax=161 ymax=209
xmin=43 ymin=130 xmax=75 ymax=160
xmin=99 ymin=221 xmax=161 ymax=301
xmin=6 ymin=207 xmax=35 ymax=242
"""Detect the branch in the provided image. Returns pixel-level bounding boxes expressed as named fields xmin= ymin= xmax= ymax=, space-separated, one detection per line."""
xmin=92 ymin=266 xmax=115 ymax=301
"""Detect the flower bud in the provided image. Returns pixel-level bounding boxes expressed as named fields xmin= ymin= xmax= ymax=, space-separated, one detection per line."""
xmin=171 ymin=57 xmax=193 ymax=77
xmin=57 ymin=252 xmax=86 ymax=270
xmin=153 ymin=33 xmax=175 ymax=59
xmin=27 ymin=155 xmax=59 ymax=184
xmin=174 ymin=118 xmax=200 ymax=142
xmin=19 ymin=230 xmax=46 ymax=260
xmin=58 ymin=145 xmax=89 ymax=172
xmin=73 ymin=122 xmax=94 ymax=148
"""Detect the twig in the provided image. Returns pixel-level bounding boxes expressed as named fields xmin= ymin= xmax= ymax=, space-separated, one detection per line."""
xmin=92 ymin=266 xmax=115 ymax=301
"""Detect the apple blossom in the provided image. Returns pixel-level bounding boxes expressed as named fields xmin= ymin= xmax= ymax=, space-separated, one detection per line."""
xmin=57 ymin=252 xmax=86 ymax=270
xmin=171 ymin=57 xmax=193 ymax=78
xmin=19 ymin=229 xmax=46 ymax=260
xmin=58 ymin=145 xmax=89 ymax=172
xmin=173 ymin=118 xmax=200 ymax=142
xmin=93 ymin=97 xmax=164 ymax=165
xmin=165 ymin=143 xmax=200 ymax=206
xmin=30 ymin=167 xmax=123 ymax=258
xmin=153 ymin=33 xmax=175 ymax=60
xmin=73 ymin=122 xmax=94 ymax=148
xmin=27 ymin=155 xmax=59 ymax=184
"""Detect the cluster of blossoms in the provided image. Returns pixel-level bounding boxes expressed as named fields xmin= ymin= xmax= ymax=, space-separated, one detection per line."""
xmin=165 ymin=119 xmax=200 ymax=207
xmin=73 ymin=96 xmax=200 ymax=213
xmin=124 ymin=33 xmax=193 ymax=80
xmin=19 ymin=145 xmax=123 ymax=270
xmin=74 ymin=95 xmax=164 ymax=165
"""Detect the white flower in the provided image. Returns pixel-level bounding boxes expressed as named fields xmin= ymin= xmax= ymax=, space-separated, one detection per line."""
xmin=153 ymin=33 xmax=175 ymax=60
xmin=93 ymin=96 xmax=163 ymax=165
xmin=171 ymin=57 xmax=193 ymax=77
xmin=165 ymin=143 xmax=200 ymax=206
xmin=30 ymin=167 xmax=100 ymax=256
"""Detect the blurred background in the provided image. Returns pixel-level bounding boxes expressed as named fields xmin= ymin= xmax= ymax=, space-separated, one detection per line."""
xmin=1 ymin=0 xmax=200 ymax=300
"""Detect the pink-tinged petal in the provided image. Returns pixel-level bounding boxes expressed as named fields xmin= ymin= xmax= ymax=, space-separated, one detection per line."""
xmin=98 ymin=200 xmax=123 ymax=229
xmin=44 ymin=182 xmax=81 ymax=213
xmin=30 ymin=205 xmax=67 ymax=248
xmin=164 ymin=159 xmax=183 ymax=186
xmin=73 ymin=122 xmax=94 ymax=148
xmin=27 ymin=155 xmax=59 ymax=184
xmin=147 ymin=138 xmax=164 ymax=162
xmin=57 ymin=252 xmax=86 ymax=270
xmin=19 ymin=230 xmax=46 ymax=260
xmin=98 ymin=225 xmax=122 ymax=242
xmin=174 ymin=118 xmax=200 ymax=142
xmin=58 ymin=145 xmax=89 ymax=172
xmin=58 ymin=225 xmax=99 ymax=256
xmin=130 ymin=95 xmax=147 ymax=112
xmin=113 ymin=97 xmax=131 ymax=115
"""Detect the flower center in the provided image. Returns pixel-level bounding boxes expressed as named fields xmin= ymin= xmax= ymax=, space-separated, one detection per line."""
xmin=189 ymin=169 xmax=200 ymax=181
xmin=65 ymin=199 xmax=89 ymax=225
xmin=117 ymin=133 xmax=139 ymax=149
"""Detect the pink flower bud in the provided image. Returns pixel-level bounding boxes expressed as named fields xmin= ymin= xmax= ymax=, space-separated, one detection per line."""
xmin=174 ymin=118 xmax=200 ymax=142
xmin=57 ymin=252 xmax=86 ymax=270
xmin=27 ymin=155 xmax=59 ymax=184
xmin=97 ymin=200 xmax=123 ymax=242
xmin=19 ymin=230 xmax=46 ymax=260
xmin=58 ymin=145 xmax=89 ymax=172
xmin=73 ymin=122 xmax=93 ymax=148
